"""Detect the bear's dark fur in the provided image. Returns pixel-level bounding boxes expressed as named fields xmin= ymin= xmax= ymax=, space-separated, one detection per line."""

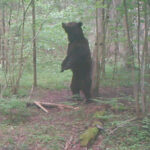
xmin=61 ymin=22 xmax=92 ymax=102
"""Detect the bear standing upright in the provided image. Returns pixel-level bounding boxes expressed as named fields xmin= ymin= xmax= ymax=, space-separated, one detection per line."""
xmin=61 ymin=22 xmax=92 ymax=102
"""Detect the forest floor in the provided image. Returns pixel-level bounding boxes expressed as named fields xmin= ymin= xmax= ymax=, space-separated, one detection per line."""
xmin=0 ymin=87 xmax=150 ymax=150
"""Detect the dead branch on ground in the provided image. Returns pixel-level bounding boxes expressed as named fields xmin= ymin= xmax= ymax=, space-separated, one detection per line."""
xmin=64 ymin=136 xmax=73 ymax=150
xmin=34 ymin=101 xmax=48 ymax=113
xmin=27 ymin=101 xmax=79 ymax=113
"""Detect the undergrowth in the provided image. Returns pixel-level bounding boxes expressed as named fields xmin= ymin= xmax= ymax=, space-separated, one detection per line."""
xmin=0 ymin=98 xmax=31 ymax=124
xmin=101 ymin=116 xmax=150 ymax=150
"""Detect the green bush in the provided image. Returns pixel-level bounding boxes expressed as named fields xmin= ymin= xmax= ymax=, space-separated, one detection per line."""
xmin=0 ymin=98 xmax=30 ymax=124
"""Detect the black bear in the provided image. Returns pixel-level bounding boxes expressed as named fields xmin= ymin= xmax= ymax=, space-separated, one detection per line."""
xmin=61 ymin=22 xmax=92 ymax=102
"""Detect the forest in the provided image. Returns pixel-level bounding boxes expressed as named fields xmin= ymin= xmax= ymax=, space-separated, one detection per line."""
xmin=0 ymin=0 xmax=150 ymax=149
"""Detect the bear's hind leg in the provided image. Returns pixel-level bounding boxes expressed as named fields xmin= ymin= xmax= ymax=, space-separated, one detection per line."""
xmin=81 ymin=77 xmax=92 ymax=102
xmin=70 ymin=75 xmax=81 ymax=100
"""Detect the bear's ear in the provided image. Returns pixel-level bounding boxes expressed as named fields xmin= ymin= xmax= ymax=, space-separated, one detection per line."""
xmin=62 ymin=23 xmax=66 ymax=29
xmin=78 ymin=22 xmax=83 ymax=27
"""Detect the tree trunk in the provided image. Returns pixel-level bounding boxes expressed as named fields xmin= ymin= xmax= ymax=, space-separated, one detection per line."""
xmin=32 ymin=0 xmax=37 ymax=87
xmin=100 ymin=0 xmax=106 ymax=77
xmin=113 ymin=22 xmax=119 ymax=79
xmin=12 ymin=0 xmax=26 ymax=94
xmin=136 ymin=0 xmax=141 ymax=116
xmin=91 ymin=5 xmax=101 ymax=97
xmin=123 ymin=0 xmax=134 ymax=68
xmin=91 ymin=0 xmax=106 ymax=97
xmin=0 ymin=29 xmax=1 ymax=64
xmin=141 ymin=0 xmax=148 ymax=114
xmin=112 ymin=0 xmax=120 ymax=79
xmin=2 ymin=6 xmax=5 ymax=69
xmin=123 ymin=0 xmax=138 ymax=117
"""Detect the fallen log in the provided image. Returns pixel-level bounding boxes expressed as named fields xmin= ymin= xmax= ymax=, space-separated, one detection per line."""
xmin=38 ymin=101 xmax=79 ymax=110
xmin=34 ymin=101 xmax=48 ymax=113
xmin=27 ymin=101 xmax=79 ymax=113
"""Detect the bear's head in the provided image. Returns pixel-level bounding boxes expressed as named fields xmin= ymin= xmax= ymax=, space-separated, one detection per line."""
xmin=62 ymin=22 xmax=84 ymax=42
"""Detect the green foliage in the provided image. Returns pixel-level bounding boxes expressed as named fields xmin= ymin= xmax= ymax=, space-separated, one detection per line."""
xmin=94 ymin=114 xmax=113 ymax=121
xmin=112 ymin=103 xmax=127 ymax=112
xmin=34 ymin=134 xmax=65 ymax=144
xmin=0 ymin=98 xmax=30 ymax=124
xmin=0 ymin=122 xmax=65 ymax=150
xmin=20 ymin=55 xmax=71 ymax=90
xmin=28 ymin=124 xmax=65 ymax=150
xmin=141 ymin=116 xmax=150 ymax=139
xmin=101 ymin=65 xmax=138 ymax=87
xmin=101 ymin=117 xmax=150 ymax=150
xmin=0 ymin=0 xmax=94 ymax=97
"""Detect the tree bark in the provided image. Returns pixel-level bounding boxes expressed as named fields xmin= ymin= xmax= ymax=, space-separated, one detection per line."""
xmin=123 ymin=0 xmax=138 ymax=117
xmin=0 ymin=28 xmax=1 ymax=64
xmin=91 ymin=0 xmax=106 ymax=97
xmin=32 ymin=0 xmax=37 ymax=87
xmin=12 ymin=0 xmax=26 ymax=94
xmin=141 ymin=0 xmax=148 ymax=114
xmin=100 ymin=0 xmax=106 ymax=77
xmin=2 ymin=6 xmax=5 ymax=69
xmin=123 ymin=0 xmax=134 ymax=68
xmin=136 ymin=0 xmax=141 ymax=116
xmin=112 ymin=0 xmax=120 ymax=79
xmin=91 ymin=4 xmax=101 ymax=97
